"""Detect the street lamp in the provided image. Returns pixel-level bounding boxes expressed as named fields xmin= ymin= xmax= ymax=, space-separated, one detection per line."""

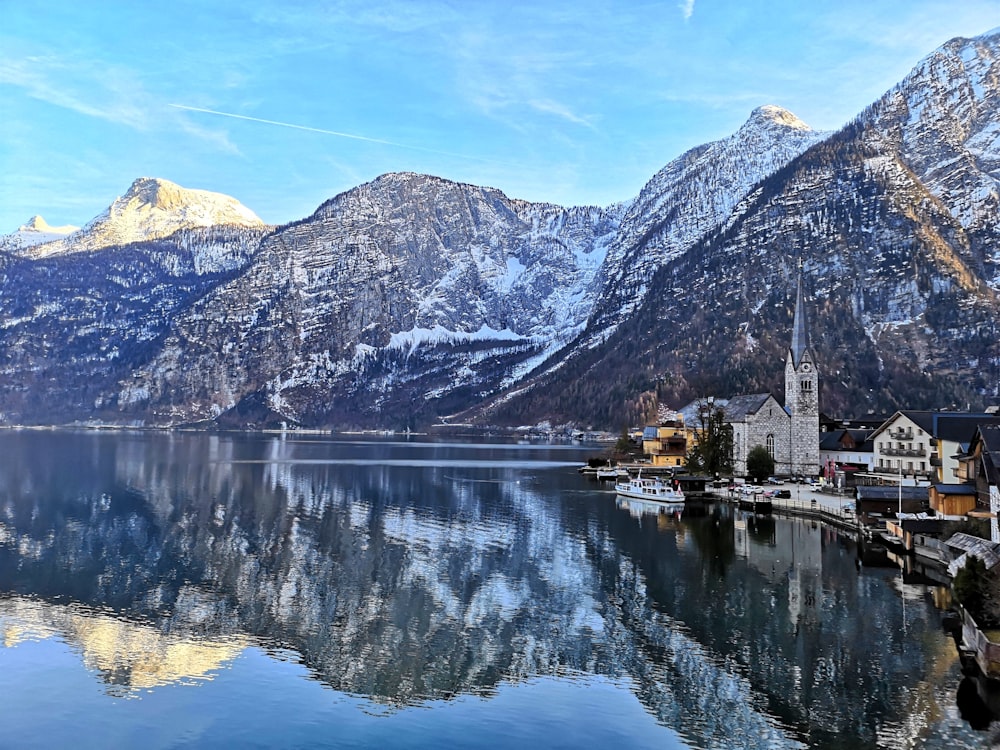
xmin=898 ymin=459 xmax=902 ymax=518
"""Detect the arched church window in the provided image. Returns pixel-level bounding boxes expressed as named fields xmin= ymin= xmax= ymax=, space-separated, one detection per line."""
xmin=766 ymin=434 xmax=775 ymax=456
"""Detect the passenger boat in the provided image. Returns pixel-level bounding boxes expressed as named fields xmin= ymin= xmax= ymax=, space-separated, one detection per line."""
xmin=614 ymin=474 xmax=685 ymax=504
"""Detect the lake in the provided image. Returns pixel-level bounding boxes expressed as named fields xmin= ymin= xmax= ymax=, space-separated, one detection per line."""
xmin=0 ymin=430 xmax=993 ymax=749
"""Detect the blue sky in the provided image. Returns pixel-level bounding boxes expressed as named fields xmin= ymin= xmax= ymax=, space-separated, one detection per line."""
xmin=1 ymin=0 xmax=998 ymax=231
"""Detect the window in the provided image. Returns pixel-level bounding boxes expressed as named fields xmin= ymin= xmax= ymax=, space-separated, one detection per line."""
xmin=801 ymin=379 xmax=812 ymax=392
xmin=766 ymin=434 xmax=775 ymax=457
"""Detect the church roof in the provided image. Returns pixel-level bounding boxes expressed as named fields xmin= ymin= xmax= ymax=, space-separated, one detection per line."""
xmin=789 ymin=273 xmax=811 ymax=367
xmin=722 ymin=393 xmax=777 ymax=421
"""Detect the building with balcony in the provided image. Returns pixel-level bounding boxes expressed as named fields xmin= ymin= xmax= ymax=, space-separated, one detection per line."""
xmin=858 ymin=411 xmax=1000 ymax=488
xmin=642 ymin=421 xmax=688 ymax=468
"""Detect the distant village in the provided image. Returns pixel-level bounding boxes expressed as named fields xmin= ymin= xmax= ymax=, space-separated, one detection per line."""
xmin=634 ymin=404 xmax=1000 ymax=551
xmin=621 ymin=274 xmax=1000 ymax=677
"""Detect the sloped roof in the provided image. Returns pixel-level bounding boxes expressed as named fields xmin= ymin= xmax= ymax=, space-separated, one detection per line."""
xmin=933 ymin=483 xmax=976 ymax=496
xmin=856 ymin=485 xmax=929 ymax=501
xmin=981 ymin=423 xmax=1000 ymax=452
xmin=843 ymin=414 xmax=894 ymax=429
xmin=819 ymin=428 xmax=873 ymax=452
xmin=946 ymin=533 xmax=1000 ymax=574
xmin=721 ymin=393 xmax=776 ymax=421
xmin=819 ymin=431 xmax=844 ymax=451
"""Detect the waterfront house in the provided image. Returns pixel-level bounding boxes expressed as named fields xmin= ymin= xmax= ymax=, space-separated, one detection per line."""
xmin=819 ymin=428 xmax=874 ymax=487
xmin=855 ymin=485 xmax=929 ymax=527
xmin=955 ymin=424 xmax=1000 ymax=543
xmin=642 ymin=420 xmax=687 ymax=469
xmin=930 ymin=483 xmax=979 ymax=516
xmin=858 ymin=411 xmax=1000 ymax=488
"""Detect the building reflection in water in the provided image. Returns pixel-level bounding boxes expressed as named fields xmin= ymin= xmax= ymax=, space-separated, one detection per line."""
xmin=0 ymin=430 xmax=987 ymax=747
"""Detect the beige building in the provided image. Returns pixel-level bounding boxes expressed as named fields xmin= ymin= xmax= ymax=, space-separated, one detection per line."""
xmin=642 ymin=421 xmax=687 ymax=468
xmin=862 ymin=411 xmax=1000 ymax=486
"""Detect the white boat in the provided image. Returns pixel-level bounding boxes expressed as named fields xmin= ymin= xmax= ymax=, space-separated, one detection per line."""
xmin=614 ymin=474 xmax=685 ymax=504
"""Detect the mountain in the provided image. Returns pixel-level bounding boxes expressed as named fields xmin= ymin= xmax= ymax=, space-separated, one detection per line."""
xmin=16 ymin=177 xmax=266 ymax=259
xmin=0 ymin=215 xmax=78 ymax=252
xmin=473 ymin=28 xmax=1000 ymax=428
xmin=587 ymin=105 xmax=828 ymax=337
xmin=1 ymin=30 xmax=999 ymax=430
xmin=116 ymin=172 xmax=622 ymax=427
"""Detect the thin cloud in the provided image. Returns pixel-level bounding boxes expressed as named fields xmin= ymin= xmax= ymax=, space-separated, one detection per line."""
xmin=529 ymin=98 xmax=596 ymax=129
xmin=169 ymin=104 xmax=505 ymax=164
xmin=0 ymin=56 xmax=150 ymax=130
xmin=680 ymin=0 xmax=695 ymax=20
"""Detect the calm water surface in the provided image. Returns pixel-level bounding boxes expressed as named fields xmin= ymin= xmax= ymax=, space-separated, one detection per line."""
xmin=0 ymin=431 xmax=994 ymax=749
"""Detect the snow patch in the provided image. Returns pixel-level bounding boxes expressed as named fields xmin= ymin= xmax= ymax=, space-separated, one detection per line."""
xmin=388 ymin=325 xmax=524 ymax=355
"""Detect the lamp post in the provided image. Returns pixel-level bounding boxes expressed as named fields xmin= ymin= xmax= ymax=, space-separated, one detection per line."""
xmin=898 ymin=460 xmax=902 ymax=518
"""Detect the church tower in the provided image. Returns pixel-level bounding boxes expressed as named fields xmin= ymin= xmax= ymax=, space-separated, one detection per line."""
xmin=785 ymin=273 xmax=820 ymax=478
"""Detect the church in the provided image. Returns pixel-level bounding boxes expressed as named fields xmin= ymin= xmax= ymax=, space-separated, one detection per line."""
xmin=680 ymin=275 xmax=821 ymax=478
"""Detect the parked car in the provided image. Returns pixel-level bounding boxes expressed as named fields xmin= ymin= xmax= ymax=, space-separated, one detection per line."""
xmin=775 ymin=490 xmax=791 ymax=499
xmin=767 ymin=477 xmax=784 ymax=485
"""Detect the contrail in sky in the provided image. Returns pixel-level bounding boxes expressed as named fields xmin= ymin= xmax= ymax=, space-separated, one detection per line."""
xmin=169 ymin=103 xmax=495 ymax=162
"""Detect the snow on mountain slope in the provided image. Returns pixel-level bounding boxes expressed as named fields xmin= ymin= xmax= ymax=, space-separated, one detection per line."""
xmin=0 ymin=215 xmax=79 ymax=251
xmin=117 ymin=172 xmax=623 ymax=425
xmin=859 ymin=28 xmax=1000 ymax=281
xmin=21 ymin=177 xmax=266 ymax=259
xmin=589 ymin=105 xmax=829 ymax=334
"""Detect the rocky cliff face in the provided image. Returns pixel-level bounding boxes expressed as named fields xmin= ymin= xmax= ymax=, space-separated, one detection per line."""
xmin=0 ymin=224 xmax=268 ymax=424
xmin=115 ymin=172 xmax=621 ymax=427
xmin=1 ymin=31 xmax=999 ymax=429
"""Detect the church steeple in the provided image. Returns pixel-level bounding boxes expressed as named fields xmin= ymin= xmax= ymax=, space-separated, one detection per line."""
xmin=789 ymin=268 xmax=810 ymax=367
xmin=785 ymin=266 xmax=819 ymax=477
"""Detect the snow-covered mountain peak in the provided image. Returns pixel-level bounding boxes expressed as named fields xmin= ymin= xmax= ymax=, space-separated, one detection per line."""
xmin=22 ymin=177 xmax=266 ymax=259
xmin=18 ymin=215 xmax=77 ymax=234
xmin=745 ymin=105 xmax=812 ymax=133
xmin=109 ymin=176 xmax=264 ymax=226
xmin=583 ymin=104 xmax=828 ymax=338
xmin=0 ymin=214 xmax=80 ymax=252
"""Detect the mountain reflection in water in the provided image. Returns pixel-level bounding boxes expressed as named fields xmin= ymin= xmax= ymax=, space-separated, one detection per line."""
xmin=0 ymin=431 xmax=989 ymax=748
